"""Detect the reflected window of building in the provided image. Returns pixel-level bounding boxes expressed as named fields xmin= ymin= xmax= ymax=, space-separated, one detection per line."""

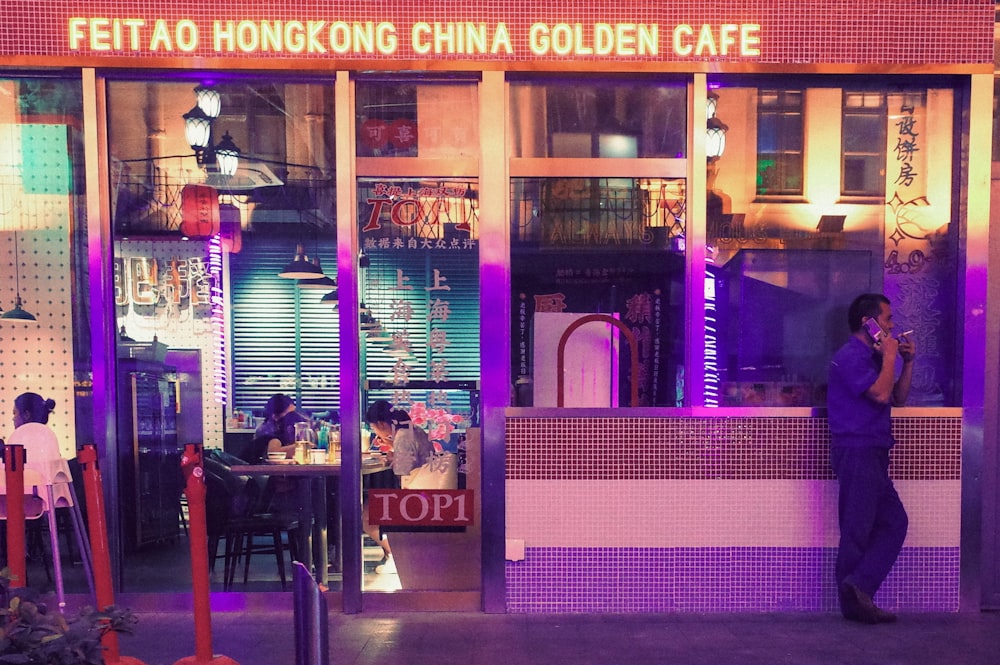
xmin=509 ymin=78 xmax=687 ymax=159
xmin=708 ymin=82 xmax=958 ymax=408
xmin=510 ymin=177 xmax=686 ymax=407
xmin=355 ymin=80 xmax=479 ymax=158
xmin=756 ymin=89 xmax=803 ymax=197
xmin=842 ymin=92 xmax=887 ymax=198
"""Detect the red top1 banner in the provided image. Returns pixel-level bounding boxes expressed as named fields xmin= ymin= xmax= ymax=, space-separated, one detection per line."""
xmin=0 ymin=1 xmax=992 ymax=70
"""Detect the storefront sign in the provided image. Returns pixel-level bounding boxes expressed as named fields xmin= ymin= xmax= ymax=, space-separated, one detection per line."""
xmin=67 ymin=19 xmax=761 ymax=59
xmin=368 ymin=489 xmax=475 ymax=527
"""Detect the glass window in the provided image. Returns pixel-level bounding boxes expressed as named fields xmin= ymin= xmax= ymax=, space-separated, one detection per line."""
xmin=842 ymin=92 xmax=887 ymax=197
xmin=356 ymin=80 xmax=478 ymax=158
xmin=0 ymin=77 xmax=89 ymax=454
xmin=708 ymin=83 xmax=958 ymax=407
xmin=511 ymin=177 xmax=686 ymax=407
xmin=509 ymin=79 xmax=687 ymax=158
xmin=108 ymin=77 xmax=337 ymax=591
xmin=756 ymin=89 xmax=803 ymax=196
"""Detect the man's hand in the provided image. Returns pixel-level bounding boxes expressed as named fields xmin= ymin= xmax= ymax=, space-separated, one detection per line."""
xmin=876 ymin=334 xmax=899 ymax=357
xmin=897 ymin=334 xmax=916 ymax=363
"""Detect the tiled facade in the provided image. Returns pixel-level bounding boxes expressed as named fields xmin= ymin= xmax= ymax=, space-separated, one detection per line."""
xmin=505 ymin=415 xmax=961 ymax=612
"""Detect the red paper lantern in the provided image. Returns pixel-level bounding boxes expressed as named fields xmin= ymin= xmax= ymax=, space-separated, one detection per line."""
xmin=180 ymin=184 xmax=220 ymax=238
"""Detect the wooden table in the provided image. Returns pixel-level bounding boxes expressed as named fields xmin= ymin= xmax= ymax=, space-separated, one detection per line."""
xmin=230 ymin=459 xmax=390 ymax=585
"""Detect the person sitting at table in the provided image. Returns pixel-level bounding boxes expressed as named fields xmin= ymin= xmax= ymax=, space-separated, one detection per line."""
xmin=362 ymin=399 xmax=434 ymax=574
xmin=256 ymin=393 xmax=311 ymax=459
xmin=6 ymin=392 xmax=62 ymax=462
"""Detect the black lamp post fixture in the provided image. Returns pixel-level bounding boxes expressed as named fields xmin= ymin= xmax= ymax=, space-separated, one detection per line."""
xmin=183 ymin=84 xmax=241 ymax=176
xmin=706 ymin=89 xmax=729 ymax=161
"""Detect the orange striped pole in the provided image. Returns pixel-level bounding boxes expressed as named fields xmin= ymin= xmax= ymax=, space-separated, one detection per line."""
xmin=78 ymin=444 xmax=147 ymax=665
xmin=174 ymin=443 xmax=239 ymax=665
xmin=4 ymin=443 xmax=27 ymax=589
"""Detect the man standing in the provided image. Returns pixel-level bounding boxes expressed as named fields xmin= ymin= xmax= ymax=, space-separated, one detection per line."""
xmin=827 ymin=293 xmax=916 ymax=624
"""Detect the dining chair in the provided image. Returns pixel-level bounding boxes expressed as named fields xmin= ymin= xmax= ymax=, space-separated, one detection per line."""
xmin=204 ymin=457 xmax=299 ymax=591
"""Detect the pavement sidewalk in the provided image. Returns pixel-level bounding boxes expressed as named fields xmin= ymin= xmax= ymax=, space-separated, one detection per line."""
xmin=118 ymin=608 xmax=1000 ymax=665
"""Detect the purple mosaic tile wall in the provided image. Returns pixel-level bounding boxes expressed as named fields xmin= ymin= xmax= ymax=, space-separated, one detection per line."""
xmin=505 ymin=415 xmax=962 ymax=613
xmin=505 ymin=547 xmax=960 ymax=613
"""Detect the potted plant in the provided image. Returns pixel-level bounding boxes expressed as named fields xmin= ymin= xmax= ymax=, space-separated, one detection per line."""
xmin=0 ymin=569 xmax=137 ymax=664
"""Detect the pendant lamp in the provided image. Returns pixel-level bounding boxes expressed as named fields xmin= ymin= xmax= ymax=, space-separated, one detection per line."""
xmin=297 ymin=257 xmax=337 ymax=289
xmin=2 ymin=231 xmax=35 ymax=321
xmin=278 ymin=244 xmax=324 ymax=279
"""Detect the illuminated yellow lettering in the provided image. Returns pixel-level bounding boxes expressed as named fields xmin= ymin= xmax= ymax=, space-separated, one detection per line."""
xmin=122 ymin=19 xmax=145 ymax=50
xmin=149 ymin=20 xmax=173 ymax=51
xmin=491 ymin=22 xmax=512 ymax=54
xmin=636 ymin=24 xmax=657 ymax=55
xmin=176 ymin=20 xmax=198 ymax=52
xmin=571 ymin=24 xmax=591 ymax=55
xmin=307 ymin=21 xmax=325 ymax=53
xmin=695 ymin=24 xmax=717 ymax=56
xmin=594 ymin=23 xmax=614 ymax=55
xmin=616 ymin=23 xmax=637 ymax=55
xmin=741 ymin=24 xmax=761 ymax=56
xmin=550 ymin=24 xmax=573 ymax=55
xmin=466 ymin=23 xmax=487 ymax=54
xmin=376 ymin=23 xmax=397 ymax=54
xmin=90 ymin=18 xmax=112 ymax=51
xmin=261 ymin=21 xmax=282 ymax=51
xmin=236 ymin=21 xmax=259 ymax=52
xmin=68 ymin=18 xmax=87 ymax=50
xmin=434 ymin=23 xmax=456 ymax=54
xmin=328 ymin=22 xmax=352 ymax=53
xmin=719 ymin=24 xmax=738 ymax=55
xmin=412 ymin=22 xmax=431 ymax=55
xmin=672 ymin=24 xmax=694 ymax=56
xmin=529 ymin=23 xmax=550 ymax=55
xmin=214 ymin=21 xmax=236 ymax=51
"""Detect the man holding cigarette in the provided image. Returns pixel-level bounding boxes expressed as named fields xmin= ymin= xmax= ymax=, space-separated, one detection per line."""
xmin=827 ymin=293 xmax=916 ymax=624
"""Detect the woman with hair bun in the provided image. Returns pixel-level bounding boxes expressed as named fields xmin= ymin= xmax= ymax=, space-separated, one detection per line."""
xmin=13 ymin=392 xmax=57 ymax=427
xmin=7 ymin=391 xmax=62 ymax=462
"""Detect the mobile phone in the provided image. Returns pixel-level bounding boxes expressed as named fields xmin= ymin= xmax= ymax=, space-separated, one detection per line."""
xmin=862 ymin=318 xmax=885 ymax=344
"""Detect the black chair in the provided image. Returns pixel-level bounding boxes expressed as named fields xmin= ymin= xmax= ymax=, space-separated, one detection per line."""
xmin=204 ymin=456 xmax=299 ymax=591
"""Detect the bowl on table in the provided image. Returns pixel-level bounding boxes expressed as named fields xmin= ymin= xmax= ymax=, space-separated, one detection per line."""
xmin=267 ymin=451 xmax=288 ymax=462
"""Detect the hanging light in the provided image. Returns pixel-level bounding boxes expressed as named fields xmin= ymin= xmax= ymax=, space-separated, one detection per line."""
xmin=321 ymin=288 xmax=339 ymax=304
xmin=183 ymin=104 xmax=213 ymax=151
xmin=278 ymin=244 xmax=324 ymax=279
xmin=706 ymin=117 xmax=729 ymax=160
xmin=706 ymin=90 xmax=719 ymax=122
xmin=214 ymin=131 xmax=241 ymax=177
xmin=2 ymin=230 xmax=35 ymax=321
xmin=297 ymin=259 xmax=338 ymax=289
xmin=194 ymin=84 xmax=222 ymax=119
xmin=706 ymin=89 xmax=728 ymax=160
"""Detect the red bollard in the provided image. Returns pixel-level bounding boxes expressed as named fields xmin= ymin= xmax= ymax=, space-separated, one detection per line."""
xmin=78 ymin=445 xmax=147 ymax=665
xmin=174 ymin=443 xmax=239 ymax=665
xmin=3 ymin=443 xmax=27 ymax=589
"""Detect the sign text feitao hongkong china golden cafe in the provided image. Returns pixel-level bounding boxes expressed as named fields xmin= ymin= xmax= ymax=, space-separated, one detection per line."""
xmin=68 ymin=18 xmax=762 ymax=58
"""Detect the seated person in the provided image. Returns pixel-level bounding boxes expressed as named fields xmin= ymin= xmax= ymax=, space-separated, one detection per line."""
xmin=361 ymin=399 xmax=433 ymax=574
xmin=255 ymin=393 xmax=311 ymax=459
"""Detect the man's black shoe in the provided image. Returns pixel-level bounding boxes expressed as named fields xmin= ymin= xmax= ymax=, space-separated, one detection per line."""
xmin=840 ymin=581 xmax=879 ymax=624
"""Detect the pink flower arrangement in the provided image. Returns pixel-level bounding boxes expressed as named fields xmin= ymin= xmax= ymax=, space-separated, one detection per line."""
xmin=405 ymin=401 xmax=465 ymax=450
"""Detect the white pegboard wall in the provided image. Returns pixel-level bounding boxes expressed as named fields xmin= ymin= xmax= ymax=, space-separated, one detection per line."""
xmin=117 ymin=239 xmax=224 ymax=446
xmin=0 ymin=123 xmax=77 ymax=457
